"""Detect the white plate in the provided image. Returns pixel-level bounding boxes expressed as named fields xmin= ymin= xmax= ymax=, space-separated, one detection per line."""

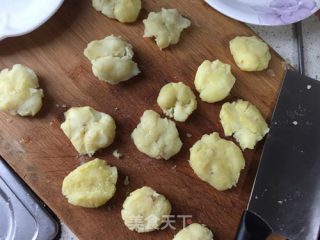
xmin=205 ymin=0 xmax=320 ymax=26
xmin=0 ymin=0 xmax=64 ymax=40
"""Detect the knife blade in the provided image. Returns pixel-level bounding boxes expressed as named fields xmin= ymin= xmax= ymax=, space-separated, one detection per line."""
xmin=235 ymin=70 xmax=320 ymax=240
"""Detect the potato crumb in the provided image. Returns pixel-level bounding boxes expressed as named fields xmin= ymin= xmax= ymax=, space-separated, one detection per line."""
xmin=266 ymin=69 xmax=275 ymax=77
xmin=186 ymin=133 xmax=192 ymax=138
xmin=75 ymin=154 xmax=88 ymax=165
xmin=55 ymin=103 xmax=67 ymax=108
xmin=124 ymin=176 xmax=129 ymax=186
xmin=281 ymin=58 xmax=291 ymax=70
xmin=292 ymin=121 xmax=298 ymax=125
xmin=307 ymin=85 xmax=312 ymax=90
xmin=113 ymin=149 xmax=123 ymax=159
xmin=285 ymin=58 xmax=291 ymax=64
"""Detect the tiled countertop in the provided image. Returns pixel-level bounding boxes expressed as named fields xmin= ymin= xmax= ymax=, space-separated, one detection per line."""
xmin=250 ymin=15 xmax=320 ymax=79
xmin=58 ymin=14 xmax=320 ymax=240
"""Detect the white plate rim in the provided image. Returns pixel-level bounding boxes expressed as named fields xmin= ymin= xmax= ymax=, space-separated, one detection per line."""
xmin=0 ymin=0 xmax=64 ymax=41
xmin=205 ymin=0 xmax=320 ymax=26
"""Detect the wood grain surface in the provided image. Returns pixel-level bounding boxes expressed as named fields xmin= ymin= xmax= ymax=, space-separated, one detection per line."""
xmin=0 ymin=0 xmax=286 ymax=239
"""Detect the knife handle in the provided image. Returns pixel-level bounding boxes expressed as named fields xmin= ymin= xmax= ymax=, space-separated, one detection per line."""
xmin=235 ymin=210 xmax=272 ymax=240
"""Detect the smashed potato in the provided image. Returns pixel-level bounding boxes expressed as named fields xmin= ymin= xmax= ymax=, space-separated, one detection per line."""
xmin=62 ymin=158 xmax=117 ymax=208
xmin=61 ymin=106 xmax=116 ymax=155
xmin=194 ymin=60 xmax=235 ymax=103
xmin=131 ymin=110 xmax=182 ymax=160
xmin=92 ymin=56 xmax=140 ymax=84
xmin=229 ymin=36 xmax=271 ymax=71
xmin=157 ymin=82 xmax=197 ymax=122
xmin=220 ymin=99 xmax=269 ymax=150
xmin=143 ymin=8 xmax=191 ymax=49
xmin=84 ymin=34 xmax=134 ymax=61
xmin=92 ymin=0 xmax=141 ymax=23
xmin=0 ymin=64 xmax=43 ymax=116
xmin=189 ymin=132 xmax=245 ymax=191
xmin=121 ymin=186 xmax=171 ymax=232
xmin=173 ymin=223 xmax=214 ymax=240
xmin=84 ymin=35 xmax=140 ymax=85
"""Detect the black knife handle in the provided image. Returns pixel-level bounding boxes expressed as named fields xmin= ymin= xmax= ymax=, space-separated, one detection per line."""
xmin=235 ymin=210 xmax=272 ymax=240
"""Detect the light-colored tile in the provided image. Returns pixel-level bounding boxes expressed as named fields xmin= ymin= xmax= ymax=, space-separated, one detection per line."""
xmin=249 ymin=15 xmax=320 ymax=79
xmin=59 ymin=221 xmax=78 ymax=240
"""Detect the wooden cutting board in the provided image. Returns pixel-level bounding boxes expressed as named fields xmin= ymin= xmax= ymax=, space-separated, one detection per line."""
xmin=0 ymin=0 xmax=286 ymax=239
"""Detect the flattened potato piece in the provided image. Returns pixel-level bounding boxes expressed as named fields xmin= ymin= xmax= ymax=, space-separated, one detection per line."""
xmin=194 ymin=60 xmax=235 ymax=103
xmin=189 ymin=132 xmax=245 ymax=191
xmin=92 ymin=0 xmax=141 ymax=23
xmin=143 ymin=8 xmax=191 ymax=49
xmin=84 ymin=35 xmax=140 ymax=85
xmin=220 ymin=99 xmax=269 ymax=150
xmin=157 ymin=82 xmax=197 ymax=122
xmin=131 ymin=110 xmax=182 ymax=160
xmin=121 ymin=186 xmax=171 ymax=232
xmin=173 ymin=223 xmax=214 ymax=240
xmin=62 ymin=158 xmax=117 ymax=208
xmin=0 ymin=64 xmax=43 ymax=116
xmin=61 ymin=106 xmax=116 ymax=155
xmin=92 ymin=56 xmax=139 ymax=84
xmin=229 ymin=36 xmax=271 ymax=71
xmin=84 ymin=35 xmax=134 ymax=61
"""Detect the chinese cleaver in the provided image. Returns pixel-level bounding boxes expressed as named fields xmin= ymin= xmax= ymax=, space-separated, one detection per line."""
xmin=235 ymin=69 xmax=320 ymax=240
